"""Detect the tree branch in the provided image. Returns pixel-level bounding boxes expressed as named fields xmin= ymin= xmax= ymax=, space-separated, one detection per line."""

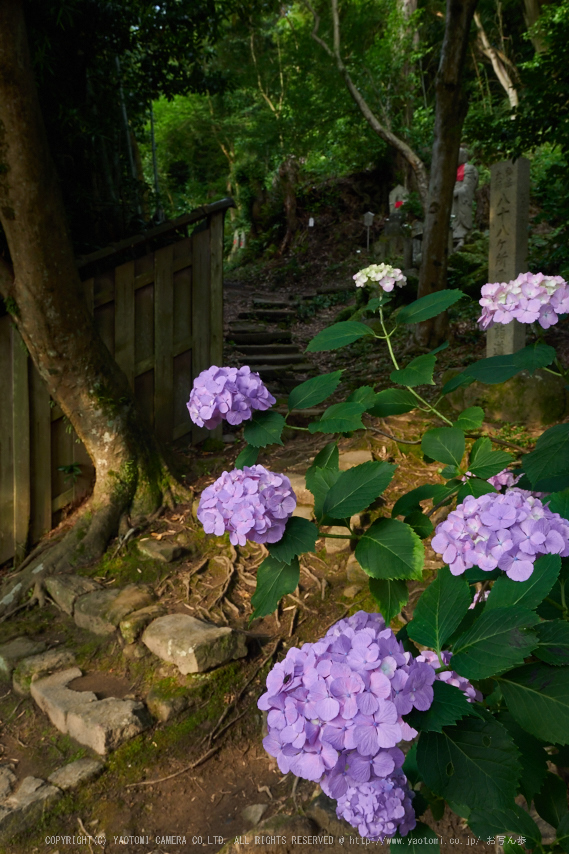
xmin=0 ymin=256 xmax=15 ymax=299
xmin=474 ymin=12 xmax=518 ymax=109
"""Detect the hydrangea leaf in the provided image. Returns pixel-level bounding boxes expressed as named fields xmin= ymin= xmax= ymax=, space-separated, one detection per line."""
xmin=250 ymin=556 xmax=300 ymax=621
xmin=498 ymin=663 xmax=569 ymax=745
xmin=450 ymin=607 xmax=539 ymax=680
xmin=534 ymin=772 xmax=569 ymax=829
xmin=407 ymin=567 xmax=471 ymax=650
xmin=534 ymin=620 xmax=569 ymax=666
xmin=369 ymin=577 xmax=409 ymax=624
xmin=305 ymin=321 xmax=375 ymax=352
xmin=288 ymin=370 xmax=343 ymax=411
xmin=454 ymin=406 xmax=485 ymax=431
xmin=486 ymin=554 xmax=561 ymax=612
xmin=392 ymin=485 xmax=443 ymax=518
xmin=310 ymin=441 xmax=339 ymax=472
xmin=463 ymin=354 xmax=521 ymax=384
xmin=347 ymin=385 xmax=379 ymax=408
xmin=243 ymin=410 xmax=285 ymax=447
xmin=512 ymin=342 xmax=557 ymax=374
xmin=323 ymin=461 xmax=396 ymax=519
xmin=389 ymin=822 xmax=440 ymax=854
xmin=416 ymin=713 xmax=522 ymax=812
xmin=355 ymin=518 xmax=424 ymax=581
xmin=404 ymin=681 xmax=474 ymax=734
xmin=390 ymin=354 xmax=436 ymax=387
xmin=467 ymin=804 xmax=542 ymax=846
xmin=267 ymin=517 xmax=318 ymax=565
xmin=421 ymin=427 xmax=465 ymax=467
xmin=307 ymin=402 xmax=366 ymax=434
xmin=234 ymin=444 xmax=259 ymax=469
xmin=522 ymin=424 xmax=569 ymax=492
xmin=548 ymin=488 xmax=569 ymax=521
xmin=305 ymin=465 xmax=340 ymax=522
xmin=404 ymin=510 xmax=434 ymax=539
xmin=367 ymin=388 xmax=418 ymax=417
xmin=395 ymin=289 xmax=464 ymax=325
xmin=366 ymin=294 xmax=391 ymax=312
xmin=557 ymin=812 xmax=569 ymax=854
xmin=496 ymin=711 xmax=549 ymax=807
xmin=441 ymin=373 xmax=476 ymax=395
xmin=468 ymin=437 xmax=514 ymax=479
xmin=456 ymin=477 xmax=497 ymax=503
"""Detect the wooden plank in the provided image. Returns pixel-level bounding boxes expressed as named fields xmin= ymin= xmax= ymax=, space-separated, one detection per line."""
xmin=134 ymin=254 xmax=190 ymax=291
xmin=83 ymin=278 xmax=95 ymax=315
xmin=114 ymin=260 xmax=136 ymax=387
xmin=173 ymin=264 xmax=192 ymax=348
xmin=11 ymin=329 xmax=30 ymax=565
xmin=173 ymin=349 xmax=192 ymax=436
xmin=154 ymin=245 xmax=174 ymax=441
xmin=209 ymin=212 xmax=224 ymax=367
xmin=0 ymin=316 xmax=14 ymax=564
xmin=135 ymin=282 xmax=154 ymax=367
xmin=191 ymin=228 xmax=210 ymax=379
xmin=29 ymin=365 xmax=52 ymax=544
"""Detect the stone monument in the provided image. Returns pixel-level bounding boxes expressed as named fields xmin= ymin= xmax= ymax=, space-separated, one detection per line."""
xmin=389 ymin=184 xmax=408 ymax=214
xmin=451 ymin=148 xmax=478 ymax=251
xmin=486 ymin=158 xmax=530 ymax=357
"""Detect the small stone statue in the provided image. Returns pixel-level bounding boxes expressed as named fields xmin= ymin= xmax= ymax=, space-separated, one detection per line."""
xmin=451 ymin=147 xmax=478 ymax=251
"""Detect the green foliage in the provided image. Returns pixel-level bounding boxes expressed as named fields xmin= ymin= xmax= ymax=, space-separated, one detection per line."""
xmin=408 ymin=568 xmax=471 ymax=652
xmin=395 ymin=290 xmax=465 ymax=325
xmin=450 ymin=608 xmax=539 ymax=680
xmin=369 ymin=577 xmax=409 ymax=624
xmin=499 ymin=663 xmax=569 ymax=745
xmin=288 ymin=371 xmax=343 ymax=411
xmin=307 ymin=402 xmax=366 ymax=434
xmin=250 ymin=556 xmax=300 ymax=621
xmin=306 ymin=321 xmax=375 ymax=352
xmin=468 ymin=438 xmax=513 ymax=479
xmin=268 ymin=517 xmax=318 ymax=565
xmin=243 ymin=410 xmax=285 ymax=447
xmin=355 ymin=518 xmax=424 ymax=581
xmin=323 ymin=461 xmax=396 ymax=519
xmin=234 ymin=444 xmax=260 ymax=469
xmin=390 ymin=354 xmax=436 ymax=387
xmin=405 ymin=681 xmax=473 ymax=734
xmin=421 ymin=428 xmax=465 ymax=467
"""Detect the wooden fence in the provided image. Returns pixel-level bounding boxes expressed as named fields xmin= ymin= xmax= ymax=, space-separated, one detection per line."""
xmin=0 ymin=198 xmax=233 ymax=566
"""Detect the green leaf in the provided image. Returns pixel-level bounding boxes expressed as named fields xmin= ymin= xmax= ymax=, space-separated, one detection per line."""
xmin=422 ymin=427 xmax=465 ymax=467
xmin=463 ymin=354 xmax=521 ymax=384
xmin=307 ymin=402 xmax=366 ymax=434
xmin=513 ymin=342 xmax=557 ymax=374
xmin=322 ymin=461 xmax=396 ymax=519
xmin=267 ymin=517 xmax=319 ymax=565
xmin=250 ymin=556 xmax=300 ymax=621
xmin=396 ymin=289 xmax=465 ymax=325
xmin=468 ymin=437 xmax=513 ymax=479
xmin=548 ymin=489 xmax=569 ymax=521
xmin=305 ymin=466 xmax=340 ymax=522
xmin=557 ymin=812 xmax=569 ymax=854
xmin=392 ymin=485 xmax=443 ymax=518
xmin=535 ymin=620 xmax=569 ymax=666
xmin=366 ymin=294 xmax=391 ymax=313
xmin=404 ymin=510 xmax=434 ymax=539
xmin=534 ymin=772 xmax=568 ymax=829
xmin=407 ymin=567 xmax=471 ymax=650
xmin=355 ymin=518 xmax=424 ymax=581
xmin=346 ymin=385 xmax=378 ymax=408
xmin=454 ymin=406 xmax=485 ymax=432
xmin=416 ymin=714 xmax=521 ymax=811
xmin=369 ymin=577 xmax=409 ymax=624
xmin=367 ymin=388 xmax=418 ymax=417
xmin=486 ymin=554 xmax=561 ymax=612
xmin=405 ymin=681 xmax=474 ymax=733
xmin=288 ymin=370 xmax=343 ymax=411
xmin=442 ymin=373 xmax=476 ymax=395
xmin=390 ymin=354 xmax=436 ymax=387
xmin=467 ymin=804 xmax=542 ymax=846
xmin=450 ymin=607 xmax=539 ymax=680
xmin=499 ymin=662 xmax=569 ymax=745
xmin=310 ymin=441 xmax=339 ymax=472
xmin=497 ymin=711 xmax=549 ymax=806
xmin=402 ymin=742 xmax=420 ymax=786
xmin=456 ymin=478 xmax=497 ymax=503
xmin=243 ymin=410 xmax=285 ymax=447
xmin=305 ymin=321 xmax=375 ymax=352
xmin=523 ymin=424 xmax=569 ymax=492
xmin=234 ymin=444 xmax=259 ymax=469
xmin=390 ymin=823 xmax=440 ymax=854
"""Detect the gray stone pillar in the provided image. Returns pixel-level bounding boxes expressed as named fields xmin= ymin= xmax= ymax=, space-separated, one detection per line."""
xmin=486 ymin=158 xmax=530 ymax=356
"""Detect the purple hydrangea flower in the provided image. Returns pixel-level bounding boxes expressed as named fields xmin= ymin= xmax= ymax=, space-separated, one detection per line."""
xmin=188 ymin=365 xmax=275 ymax=429
xmin=353 ymin=264 xmax=407 ymax=293
xmin=478 ymin=272 xmax=569 ymax=331
xmin=258 ymin=611 xmax=453 ymax=840
xmin=416 ymin=650 xmax=482 ymax=703
xmin=197 ymin=465 xmax=296 ymax=546
xmin=432 ymin=488 xmax=569 ymax=581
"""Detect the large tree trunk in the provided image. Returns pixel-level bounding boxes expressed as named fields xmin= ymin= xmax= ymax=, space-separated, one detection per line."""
xmin=0 ymin=0 xmax=184 ymax=616
xmin=416 ymin=0 xmax=479 ymax=348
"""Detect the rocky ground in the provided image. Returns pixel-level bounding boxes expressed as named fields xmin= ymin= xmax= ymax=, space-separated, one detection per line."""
xmin=0 ymin=244 xmax=565 ymax=854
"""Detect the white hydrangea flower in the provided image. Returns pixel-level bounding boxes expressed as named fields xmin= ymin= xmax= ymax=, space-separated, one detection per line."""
xmin=353 ymin=264 xmax=407 ymax=293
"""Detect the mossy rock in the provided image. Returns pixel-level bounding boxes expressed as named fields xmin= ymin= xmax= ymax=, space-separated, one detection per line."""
xmin=442 ymin=368 xmax=568 ymax=426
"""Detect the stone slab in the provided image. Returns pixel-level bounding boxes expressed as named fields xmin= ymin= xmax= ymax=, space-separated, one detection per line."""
xmin=142 ymin=614 xmax=248 ymax=675
xmin=73 ymin=589 xmax=122 ymax=635
xmin=13 ymin=648 xmax=76 ymax=696
xmin=0 ymin=766 xmax=16 ymax=800
xmin=105 ymin=584 xmax=156 ymax=626
xmin=286 ymin=474 xmax=313 ymax=506
xmin=119 ymin=604 xmax=167 ymax=645
xmin=346 ymin=554 xmax=369 ymax=584
xmin=306 ymin=792 xmax=354 ymax=839
xmin=322 ymin=527 xmax=352 ymax=555
xmin=48 ymin=759 xmax=104 ymax=791
xmin=44 ymin=575 xmax=100 ymax=616
xmin=0 ymin=637 xmax=47 ymax=678
xmin=66 ymin=698 xmax=152 ymax=755
xmin=242 ymin=804 xmax=268 ymax=826
xmin=338 ymin=450 xmax=373 ymax=470
xmin=137 ymin=540 xmax=185 ymax=563
xmin=30 ymin=668 xmax=97 ymax=734
xmin=292 ymin=504 xmax=314 ymax=521
xmin=146 ymin=687 xmax=189 ymax=723
xmin=0 ymin=777 xmax=61 ymax=838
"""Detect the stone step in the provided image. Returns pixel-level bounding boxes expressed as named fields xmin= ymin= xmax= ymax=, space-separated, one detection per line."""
xmin=246 ymin=352 xmax=308 ymax=367
xmin=228 ymin=331 xmax=293 ymax=345
xmin=238 ymin=309 xmax=296 ymax=322
xmin=236 ymin=344 xmax=300 ymax=356
xmin=316 ymin=283 xmax=352 ymax=295
xmin=252 ymin=296 xmax=299 ymax=308
xmin=227 ymin=322 xmax=268 ymax=333
xmin=254 ymin=363 xmax=312 ymax=379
